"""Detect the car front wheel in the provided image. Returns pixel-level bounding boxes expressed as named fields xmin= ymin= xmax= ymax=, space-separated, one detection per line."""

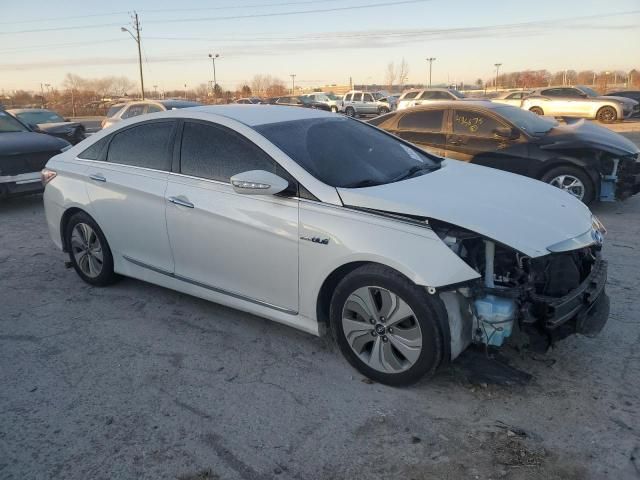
xmin=330 ymin=264 xmax=445 ymax=386
xmin=529 ymin=106 xmax=544 ymax=116
xmin=541 ymin=165 xmax=595 ymax=204
xmin=65 ymin=211 xmax=118 ymax=286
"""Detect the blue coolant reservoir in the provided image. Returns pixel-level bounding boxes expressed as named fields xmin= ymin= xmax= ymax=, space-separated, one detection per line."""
xmin=474 ymin=295 xmax=517 ymax=347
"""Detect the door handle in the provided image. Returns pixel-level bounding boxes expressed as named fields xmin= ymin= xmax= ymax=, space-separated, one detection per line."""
xmin=89 ymin=173 xmax=106 ymax=182
xmin=168 ymin=196 xmax=194 ymax=208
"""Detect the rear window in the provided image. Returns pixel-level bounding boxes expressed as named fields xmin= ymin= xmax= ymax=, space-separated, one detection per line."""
xmin=398 ymin=110 xmax=445 ymax=131
xmin=0 ymin=111 xmax=29 ymax=132
xmin=402 ymin=91 xmax=420 ymax=100
xmin=106 ymin=105 xmax=124 ymax=117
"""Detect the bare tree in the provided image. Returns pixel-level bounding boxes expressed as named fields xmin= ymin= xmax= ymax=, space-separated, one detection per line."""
xmin=398 ymin=58 xmax=409 ymax=88
xmin=112 ymin=76 xmax=135 ymax=96
xmin=385 ymin=62 xmax=397 ymax=90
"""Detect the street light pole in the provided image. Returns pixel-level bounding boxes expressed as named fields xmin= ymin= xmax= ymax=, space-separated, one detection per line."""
xmin=290 ymin=74 xmax=296 ymax=94
xmin=494 ymin=63 xmax=502 ymax=91
xmin=426 ymin=57 xmax=436 ymax=88
xmin=121 ymin=11 xmax=145 ymax=100
xmin=208 ymin=53 xmax=220 ymax=98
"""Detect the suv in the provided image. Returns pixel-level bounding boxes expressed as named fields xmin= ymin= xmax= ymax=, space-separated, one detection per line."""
xmin=397 ymin=88 xmax=466 ymax=110
xmin=340 ymin=91 xmax=391 ymax=117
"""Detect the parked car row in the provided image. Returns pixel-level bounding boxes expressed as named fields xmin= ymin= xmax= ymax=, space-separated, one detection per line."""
xmin=40 ymin=104 xmax=613 ymax=385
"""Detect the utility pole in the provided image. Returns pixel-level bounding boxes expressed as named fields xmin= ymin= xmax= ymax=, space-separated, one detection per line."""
xmin=290 ymin=74 xmax=296 ymax=94
xmin=121 ymin=12 xmax=145 ymax=100
xmin=153 ymin=85 xmax=158 ymax=98
xmin=494 ymin=63 xmax=502 ymax=91
xmin=426 ymin=57 xmax=436 ymax=88
xmin=208 ymin=53 xmax=220 ymax=98
xmin=40 ymin=83 xmax=45 ymax=107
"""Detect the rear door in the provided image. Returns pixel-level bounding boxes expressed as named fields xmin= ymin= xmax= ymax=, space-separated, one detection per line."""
xmin=351 ymin=93 xmax=364 ymax=113
xmin=165 ymin=120 xmax=300 ymax=312
xmin=393 ymin=108 xmax=447 ymax=156
xmin=446 ymin=108 xmax=528 ymax=171
xmin=82 ymin=120 xmax=177 ymax=272
xmin=362 ymin=93 xmax=377 ymax=114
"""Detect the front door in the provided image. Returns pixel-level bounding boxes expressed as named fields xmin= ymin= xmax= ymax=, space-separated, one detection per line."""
xmin=445 ymin=109 xmax=528 ymax=172
xmin=83 ymin=120 xmax=177 ymax=272
xmin=165 ymin=120 xmax=300 ymax=312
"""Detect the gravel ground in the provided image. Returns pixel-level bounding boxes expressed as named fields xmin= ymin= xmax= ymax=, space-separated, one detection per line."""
xmin=1 ymin=135 xmax=639 ymax=479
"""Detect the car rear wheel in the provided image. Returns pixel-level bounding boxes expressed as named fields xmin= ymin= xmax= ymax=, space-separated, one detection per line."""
xmin=65 ymin=211 xmax=118 ymax=286
xmin=345 ymin=107 xmax=356 ymax=117
xmin=596 ymin=106 xmax=617 ymax=123
xmin=330 ymin=264 xmax=444 ymax=386
xmin=529 ymin=106 xmax=544 ymax=116
xmin=541 ymin=165 xmax=595 ymax=204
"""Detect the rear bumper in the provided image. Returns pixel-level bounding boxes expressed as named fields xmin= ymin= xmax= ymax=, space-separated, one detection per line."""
xmin=0 ymin=172 xmax=43 ymax=198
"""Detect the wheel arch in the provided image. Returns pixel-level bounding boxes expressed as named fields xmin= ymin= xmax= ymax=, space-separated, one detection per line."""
xmin=535 ymin=157 xmax=599 ymax=197
xmin=60 ymin=207 xmax=95 ymax=252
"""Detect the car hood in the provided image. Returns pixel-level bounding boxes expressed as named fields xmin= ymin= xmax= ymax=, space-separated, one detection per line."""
xmin=337 ymin=160 xmax=593 ymax=258
xmin=0 ymin=131 xmax=69 ymax=155
xmin=539 ymin=119 xmax=640 ymax=157
xmin=36 ymin=121 xmax=80 ymax=134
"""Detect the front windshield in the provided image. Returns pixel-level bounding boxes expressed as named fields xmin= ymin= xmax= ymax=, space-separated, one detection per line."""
xmin=326 ymin=93 xmax=339 ymax=100
xmin=0 ymin=111 xmax=29 ymax=132
xmin=578 ymin=86 xmax=598 ymax=97
xmin=494 ymin=105 xmax=558 ymax=134
xmin=314 ymin=94 xmax=330 ymax=101
xmin=16 ymin=110 xmax=64 ymax=125
xmin=450 ymin=90 xmax=466 ymax=99
xmin=255 ymin=117 xmax=439 ymax=188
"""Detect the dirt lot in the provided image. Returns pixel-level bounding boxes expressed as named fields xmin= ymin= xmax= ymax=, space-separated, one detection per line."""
xmin=1 ymin=135 xmax=639 ymax=479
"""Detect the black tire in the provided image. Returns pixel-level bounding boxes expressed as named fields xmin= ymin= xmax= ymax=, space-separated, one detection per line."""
xmin=378 ymin=107 xmax=390 ymax=115
xmin=330 ymin=264 xmax=445 ymax=386
xmin=529 ymin=106 xmax=544 ymax=116
xmin=345 ymin=107 xmax=356 ymax=117
xmin=540 ymin=165 xmax=595 ymax=204
xmin=65 ymin=211 xmax=118 ymax=286
xmin=596 ymin=106 xmax=617 ymax=123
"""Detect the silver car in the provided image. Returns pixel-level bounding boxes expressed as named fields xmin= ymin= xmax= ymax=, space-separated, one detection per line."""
xmin=397 ymin=88 xmax=466 ymax=110
xmin=301 ymin=93 xmax=341 ymax=113
xmin=101 ymin=99 xmax=202 ymax=129
xmin=521 ymin=86 xmax=639 ymax=123
xmin=339 ymin=91 xmax=391 ymax=117
xmin=491 ymin=90 xmax=531 ymax=107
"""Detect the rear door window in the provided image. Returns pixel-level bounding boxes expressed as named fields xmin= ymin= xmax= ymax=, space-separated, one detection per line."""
xmin=363 ymin=93 xmax=374 ymax=102
xmin=344 ymin=94 xmax=353 ymax=102
xmin=402 ymin=91 xmax=419 ymax=100
xmin=453 ymin=110 xmax=505 ymax=136
xmin=398 ymin=110 xmax=445 ymax=131
xmin=106 ymin=121 xmax=175 ymax=170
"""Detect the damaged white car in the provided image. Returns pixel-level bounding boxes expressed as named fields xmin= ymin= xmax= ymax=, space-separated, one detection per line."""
xmin=42 ymin=106 xmax=609 ymax=386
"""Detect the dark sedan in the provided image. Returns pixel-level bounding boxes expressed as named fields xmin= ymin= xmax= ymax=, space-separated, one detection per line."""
xmin=605 ymin=91 xmax=640 ymax=117
xmin=368 ymin=101 xmax=640 ymax=204
xmin=8 ymin=108 xmax=86 ymax=145
xmin=271 ymin=96 xmax=332 ymax=111
xmin=0 ymin=110 xmax=70 ymax=198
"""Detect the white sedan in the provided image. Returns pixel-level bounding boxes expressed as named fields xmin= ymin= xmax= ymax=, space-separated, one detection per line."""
xmin=42 ymin=105 xmax=609 ymax=385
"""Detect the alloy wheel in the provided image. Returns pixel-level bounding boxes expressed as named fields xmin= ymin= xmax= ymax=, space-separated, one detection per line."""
xmin=70 ymin=222 xmax=104 ymax=278
xmin=548 ymin=174 xmax=585 ymax=200
xmin=341 ymin=286 xmax=422 ymax=373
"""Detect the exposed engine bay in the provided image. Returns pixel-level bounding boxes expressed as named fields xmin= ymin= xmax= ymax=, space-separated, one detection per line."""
xmin=430 ymin=219 xmax=609 ymax=356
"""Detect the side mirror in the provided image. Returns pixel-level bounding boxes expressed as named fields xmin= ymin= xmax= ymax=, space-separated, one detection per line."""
xmin=230 ymin=170 xmax=289 ymax=195
xmin=493 ymin=127 xmax=519 ymax=140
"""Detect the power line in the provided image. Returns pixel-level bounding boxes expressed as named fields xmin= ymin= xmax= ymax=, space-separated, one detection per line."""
xmin=0 ymin=0 xmax=434 ymax=35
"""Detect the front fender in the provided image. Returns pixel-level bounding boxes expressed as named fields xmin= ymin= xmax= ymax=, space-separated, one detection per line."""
xmin=298 ymin=200 xmax=480 ymax=320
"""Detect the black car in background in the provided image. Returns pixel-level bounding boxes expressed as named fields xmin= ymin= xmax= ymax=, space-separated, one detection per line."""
xmin=271 ymin=96 xmax=332 ymax=111
xmin=369 ymin=101 xmax=640 ymax=204
xmin=8 ymin=108 xmax=86 ymax=145
xmin=0 ymin=110 xmax=70 ymax=198
xmin=605 ymin=91 xmax=640 ymax=117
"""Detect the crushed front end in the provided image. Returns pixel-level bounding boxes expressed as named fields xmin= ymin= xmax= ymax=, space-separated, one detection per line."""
xmin=599 ymin=152 xmax=640 ymax=201
xmin=433 ymin=218 xmax=609 ymax=354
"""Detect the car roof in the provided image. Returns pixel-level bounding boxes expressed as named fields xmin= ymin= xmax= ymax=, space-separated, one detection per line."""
xmin=396 ymin=100 xmax=498 ymax=110
xmin=7 ymin=108 xmax=54 ymax=114
xmin=177 ymin=104 xmax=333 ymax=126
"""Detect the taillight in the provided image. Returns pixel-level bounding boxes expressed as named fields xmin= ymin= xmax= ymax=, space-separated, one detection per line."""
xmin=41 ymin=168 xmax=57 ymax=186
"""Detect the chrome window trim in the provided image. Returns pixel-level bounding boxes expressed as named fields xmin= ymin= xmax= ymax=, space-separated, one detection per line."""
xmin=123 ymin=255 xmax=298 ymax=315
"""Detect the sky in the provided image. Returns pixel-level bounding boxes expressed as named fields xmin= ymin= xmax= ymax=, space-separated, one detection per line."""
xmin=1 ymin=0 xmax=639 ymax=93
